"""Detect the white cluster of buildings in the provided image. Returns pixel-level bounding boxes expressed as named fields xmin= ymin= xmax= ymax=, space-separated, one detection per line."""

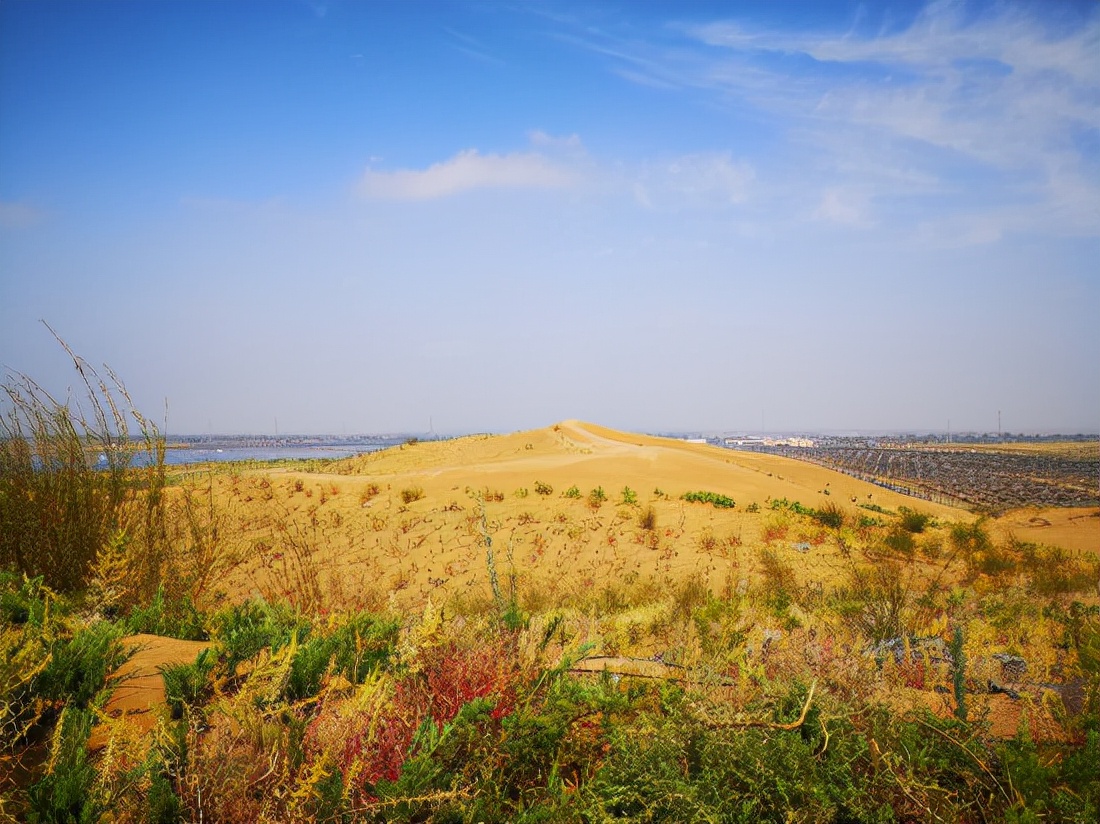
xmin=723 ymin=436 xmax=816 ymax=448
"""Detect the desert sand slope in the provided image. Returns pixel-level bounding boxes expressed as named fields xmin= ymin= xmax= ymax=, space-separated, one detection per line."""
xmin=205 ymin=420 xmax=1008 ymax=616
xmin=337 ymin=420 xmax=963 ymax=520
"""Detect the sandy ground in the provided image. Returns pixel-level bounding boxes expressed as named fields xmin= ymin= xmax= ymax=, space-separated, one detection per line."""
xmin=991 ymin=506 xmax=1100 ymax=554
xmin=188 ymin=421 xmax=1097 ymax=616
xmin=88 ymin=423 xmax=1095 ymax=749
xmin=89 ymin=634 xmax=211 ymax=751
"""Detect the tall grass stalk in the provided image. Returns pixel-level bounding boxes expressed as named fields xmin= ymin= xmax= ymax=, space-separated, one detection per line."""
xmin=0 ymin=327 xmax=168 ymax=598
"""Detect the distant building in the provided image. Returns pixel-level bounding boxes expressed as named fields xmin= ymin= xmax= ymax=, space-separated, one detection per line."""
xmin=725 ymin=437 xmax=766 ymax=447
xmin=762 ymin=437 xmax=816 ymax=448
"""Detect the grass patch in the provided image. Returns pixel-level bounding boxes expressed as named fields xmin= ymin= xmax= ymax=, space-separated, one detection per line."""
xmin=681 ymin=490 xmax=735 ymax=509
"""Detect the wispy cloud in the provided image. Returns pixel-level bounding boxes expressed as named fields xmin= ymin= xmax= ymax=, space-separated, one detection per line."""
xmin=444 ymin=27 xmax=506 ymax=67
xmin=813 ymin=188 xmax=869 ymax=227
xmin=557 ymin=1 xmax=1100 ymax=240
xmin=633 ymin=152 xmax=754 ymax=210
xmin=359 ymin=143 xmax=582 ymax=200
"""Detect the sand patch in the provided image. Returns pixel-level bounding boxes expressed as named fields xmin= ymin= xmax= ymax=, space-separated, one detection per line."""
xmin=89 ymin=633 xmax=211 ymax=751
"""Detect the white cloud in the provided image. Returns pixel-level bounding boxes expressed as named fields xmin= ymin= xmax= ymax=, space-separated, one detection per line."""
xmin=634 ymin=152 xmax=754 ymax=210
xmin=571 ymin=2 xmax=1100 ymax=238
xmin=527 ymin=130 xmax=583 ymax=151
xmin=813 ymin=189 xmax=869 ymax=227
xmin=359 ymin=147 xmax=580 ymax=200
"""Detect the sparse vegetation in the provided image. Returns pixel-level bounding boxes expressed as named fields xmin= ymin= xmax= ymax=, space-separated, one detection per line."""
xmin=813 ymin=500 xmax=845 ymax=529
xmin=899 ymin=506 xmax=932 ymax=533
xmin=1 ymin=354 xmax=1097 ymax=821
xmin=681 ymin=490 xmax=735 ymax=508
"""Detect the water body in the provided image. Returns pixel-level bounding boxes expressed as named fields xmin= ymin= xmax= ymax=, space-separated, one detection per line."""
xmin=162 ymin=444 xmax=392 ymax=466
xmin=93 ymin=439 xmax=407 ymax=468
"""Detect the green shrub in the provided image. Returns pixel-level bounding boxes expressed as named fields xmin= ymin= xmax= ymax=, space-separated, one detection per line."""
xmin=681 ymin=490 xmax=735 ymax=509
xmin=26 ymin=706 xmax=98 ymax=822
xmin=898 ymin=507 xmax=932 ymax=533
xmin=950 ymin=519 xmax=992 ymax=555
xmin=287 ymin=635 xmax=334 ymax=701
xmin=563 ymin=485 xmax=581 ymax=499
xmin=949 ymin=625 xmax=967 ymax=722
xmin=160 ymin=647 xmax=217 ymax=719
xmin=329 ymin=611 xmax=399 ymax=683
xmin=587 ymin=487 xmax=606 ymax=508
xmin=0 ymin=571 xmax=52 ymax=626
xmin=769 ymin=497 xmax=811 ymax=515
xmin=125 ymin=585 xmax=207 ymax=641
xmin=213 ymin=600 xmax=310 ymax=678
xmin=813 ymin=501 xmax=845 ymax=529
xmin=620 ymin=486 xmax=637 ymax=506
xmin=831 ymin=561 xmax=910 ymax=643
xmin=38 ymin=620 xmax=125 ymax=709
xmin=884 ymin=527 xmax=917 ymax=558
xmin=1021 ymin=545 xmax=1099 ymax=596
xmin=859 ymin=502 xmax=894 ymax=515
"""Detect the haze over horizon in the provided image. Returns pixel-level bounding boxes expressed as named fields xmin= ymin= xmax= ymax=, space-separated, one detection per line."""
xmin=2 ymin=1 xmax=1097 ymax=436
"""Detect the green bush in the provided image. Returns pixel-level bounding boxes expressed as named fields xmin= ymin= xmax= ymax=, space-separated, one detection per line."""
xmin=681 ymin=490 xmax=735 ymax=509
xmin=329 ymin=610 xmax=399 ymax=683
xmin=563 ymin=485 xmax=581 ymax=499
xmin=831 ymin=561 xmax=910 ymax=643
xmin=26 ymin=706 xmax=98 ymax=823
xmin=620 ymin=486 xmax=637 ymax=506
xmin=587 ymin=487 xmax=606 ymax=508
xmin=770 ymin=497 xmax=812 ymax=515
xmin=898 ymin=506 xmax=932 ymax=534
xmin=38 ymin=620 xmax=125 ymax=709
xmin=212 ymin=600 xmax=310 ymax=678
xmin=884 ymin=527 xmax=917 ymax=558
xmin=286 ymin=610 xmax=400 ymax=700
xmin=812 ymin=501 xmax=845 ymax=529
xmin=125 ymin=586 xmax=207 ymax=641
xmin=0 ymin=571 xmax=53 ymax=626
xmin=160 ymin=647 xmax=217 ymax=719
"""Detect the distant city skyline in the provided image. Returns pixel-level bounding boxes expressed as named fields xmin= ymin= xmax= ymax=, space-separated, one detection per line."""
xmin=2 ymin=1 xmax=1097 ymax=435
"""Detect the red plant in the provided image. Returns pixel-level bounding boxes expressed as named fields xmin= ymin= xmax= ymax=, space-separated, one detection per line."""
xmin=762 ymin=524 xmax=789 ymax=543
xmin=314 ymin=636 xmax=522 ymax=793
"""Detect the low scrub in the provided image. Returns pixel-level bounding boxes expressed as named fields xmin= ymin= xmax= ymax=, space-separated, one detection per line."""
xmin=681 ymin=490 xmax=735 ymax=509
xmin=812 ymin=501 xmax=845 ymax=529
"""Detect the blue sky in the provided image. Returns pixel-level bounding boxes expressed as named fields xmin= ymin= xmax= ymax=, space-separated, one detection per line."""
xmin=1 ymin=0 xmax=1097 ymax=435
